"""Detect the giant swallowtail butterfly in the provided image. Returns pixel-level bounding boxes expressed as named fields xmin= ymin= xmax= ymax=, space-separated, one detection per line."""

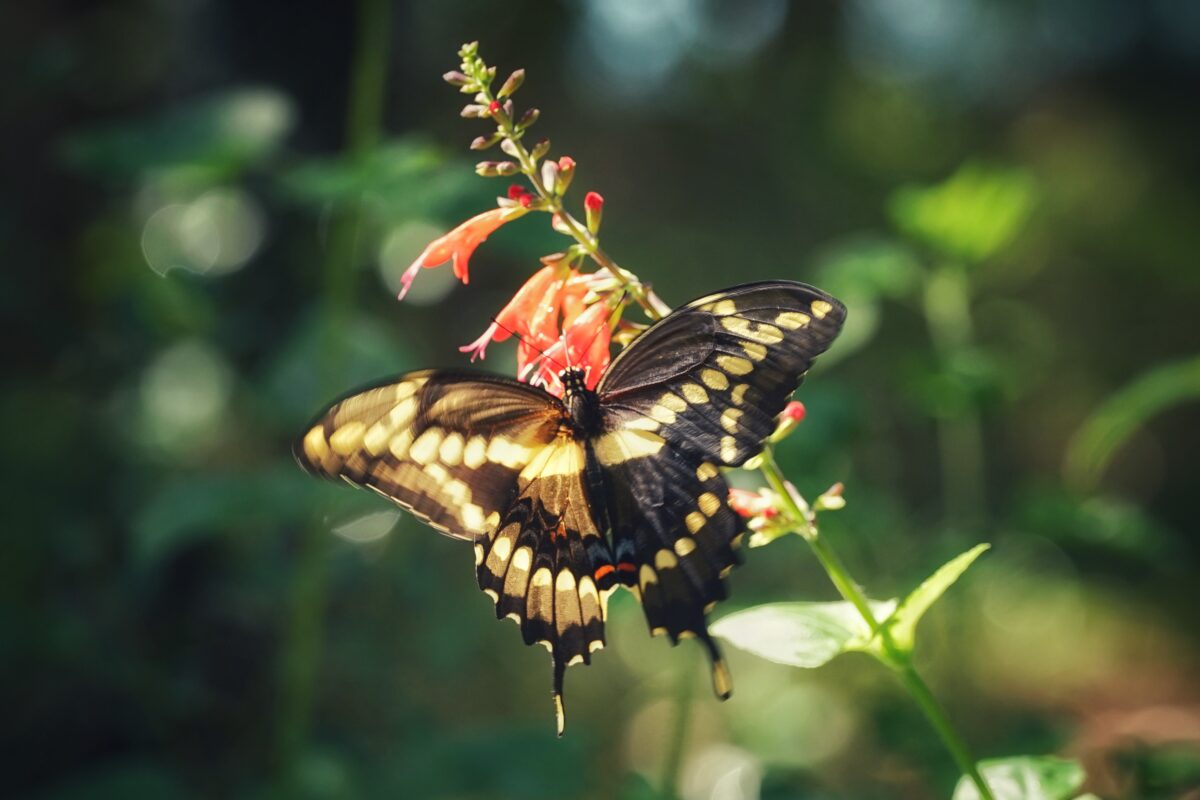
xmin=295 ymin=280 xmax=845 ymax=734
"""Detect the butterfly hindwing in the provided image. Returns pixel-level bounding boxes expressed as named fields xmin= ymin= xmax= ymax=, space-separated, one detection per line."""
xmin=598 ymin=281 xmax=846 ymax=466
xmin=473 ymin=437 xmax=614 ymax=734
xmin=295 ymin=370 xmax=564 ymax=540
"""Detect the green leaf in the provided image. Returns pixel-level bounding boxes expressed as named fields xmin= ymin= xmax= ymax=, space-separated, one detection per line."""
xmin=712 ymin=600 xmax=895 ymax=669
xmin=1064 ymin=354 xmax=1200 ymax=492
xmin=883 ymin=543 xmax=990 ymax=651
xmin=889 ymin=162 xmax=1037 ymax=263
xmin=952 ymin=756 xmax=1086 ymax=800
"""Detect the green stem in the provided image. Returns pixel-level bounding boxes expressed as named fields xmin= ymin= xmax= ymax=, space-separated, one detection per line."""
xmin=276 ymin=0 xmax=392 ymax=781
xmin=473 ymin=83 xmax=664 ymax=321
xmin=760 ymin=449 xmax=995 ymax=800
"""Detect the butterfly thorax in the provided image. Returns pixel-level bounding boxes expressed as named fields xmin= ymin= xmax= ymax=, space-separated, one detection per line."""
xmin=560 ymin=367 xmax=602 ymax=436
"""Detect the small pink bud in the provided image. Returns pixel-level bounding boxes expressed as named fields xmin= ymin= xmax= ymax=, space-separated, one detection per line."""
xmin=558 ymin=156 xmax=576 ymax=172
xmin=783 ymin=401 xmax=806 ymax=423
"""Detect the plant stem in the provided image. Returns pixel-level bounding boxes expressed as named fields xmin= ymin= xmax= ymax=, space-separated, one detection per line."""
xmin=760 ymin=449 xmax=995 ymax=800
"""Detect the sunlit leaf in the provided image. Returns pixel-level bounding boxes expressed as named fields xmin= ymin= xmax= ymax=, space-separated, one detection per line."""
xmin=952 ymin=755 xmax=1086 ymax=800
xmin=1064 ymin=354 xmax=1200 ymax=492
xmin=889 ymin=163 xmax=1037 ymax=263
xmin=884 ymin=543 xmax=990 ymax=651
xmin=712 ymin=600 xmax=895 ymax=669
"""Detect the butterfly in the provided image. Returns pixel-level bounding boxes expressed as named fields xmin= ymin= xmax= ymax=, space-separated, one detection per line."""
xmin=295 ymin=280 xmax=845 ymax=734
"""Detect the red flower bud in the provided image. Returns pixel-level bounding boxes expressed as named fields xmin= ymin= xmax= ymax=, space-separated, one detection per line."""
xmin=584 ymin=191 xmax=604 ymax=211
xmin=558 ymin=156 xmax=576 ymax=172
xmin=783 ymin=401 xmax=806 ymax=423
xmin=488 ymin=100 xmax=502 ymax=114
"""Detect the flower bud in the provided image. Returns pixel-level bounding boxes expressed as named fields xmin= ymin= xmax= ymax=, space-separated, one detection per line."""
xmin=460 ymin=104 xmax=488 ymax=119
xmin=555 ymin=156 xmax=576 ymax=194
xmin=814 ymin=483 xmax=846 ymax=512
xmin=443 ymin=70 xmax=471 ymax=87
xmin=584 ymin=191 xmax=604 ymax=234
xmin=518 ymin=108 xmax=540 ymax=129
xmin=769 ymin=401 xmax=807 ymax=443
xmin=500 ymin=138 xmax=521 ymax=158
xmin=530 ymin=138 xmax=551 ymax=161
xmin=475 ymin=161 xmax=516 ymax=177
xmin=459 ymin=41 xmax=479 ymax=58
xmin=497 ymin=68 xmax=525 ymax=98
xmin=488 ymin=100 xmax=503 ymax=115
xmin=541 ymin=160 xmax=559 ymax=193
xmin=471 ymin=133 xmax=501 ymax=150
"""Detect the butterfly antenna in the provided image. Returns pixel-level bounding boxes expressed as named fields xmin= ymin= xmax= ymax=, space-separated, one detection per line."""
xmin=487 ymin=315 xmax=569 ymax=375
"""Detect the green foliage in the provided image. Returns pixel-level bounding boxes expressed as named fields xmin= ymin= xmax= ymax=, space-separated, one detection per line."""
xmin=711 ymin=599 xmax=896 ymax=668
xmin=953 ymin=756 xmax=1087 ymax=800
xmin=1064 ymin=354 xmax=1200 ymax=492
xmin=714 ymin=544 xmax=988 ymax=666
xmin=889 ymin=163 xmax=1038 ymax=264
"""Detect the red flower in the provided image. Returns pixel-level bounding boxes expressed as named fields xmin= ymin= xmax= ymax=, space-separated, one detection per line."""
xmin=527 ymin=299 xmax=613 ymax=396
xmin=459 ymin=264 xmax=566 ymax=361
xmin=398 ymin=206 xmax=528 ymax=300
xmin=584 ymin=191 xmax=604 ymax=211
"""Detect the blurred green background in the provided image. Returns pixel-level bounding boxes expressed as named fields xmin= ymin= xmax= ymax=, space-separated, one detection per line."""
xmin=5 ymin=1 xmax=1200 ymax=798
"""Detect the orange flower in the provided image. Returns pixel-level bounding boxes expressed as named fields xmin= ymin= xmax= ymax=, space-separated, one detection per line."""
xmin=398 ymin=206 xmax=529 ymax=300
xmin=527 ymin=299 xmax=613 ymax=396
xmin=459 ymin=264 xmax=565 ymax=361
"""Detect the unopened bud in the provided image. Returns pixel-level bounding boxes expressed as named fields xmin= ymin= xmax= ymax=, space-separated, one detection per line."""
xmin=443 ymin=70 xmax=470 ymax=87
xmin=460 ymin=104 xmax=488 ymax=119
xmin=530 ymin=138 xmax=551 ymax=161
xmin=584 ymin=191 xmax=604 ymax=234
xmin=555 ymin=156 xmax=576 ymax=194
xmin=488 ymin=100 xmax=503 ymax=115
xmin=814 ymin=483 xmax=846 ymax=512
xmin=518 ymin=107 xmax=539 ymax=129
xmin=459 ymin=41 xmax=479 ymax=58
xmin=471 ymin=133 xmax=501 ymax=150
xmin=497 ymin=69 xmax=525 ymax=99
xmin=541 ymin=160 xmax=559 ymax=193
xmin=475 ymin=161 xmax=517 ymax=177
xmin=500 ymin=138 xmax=521 ymax=158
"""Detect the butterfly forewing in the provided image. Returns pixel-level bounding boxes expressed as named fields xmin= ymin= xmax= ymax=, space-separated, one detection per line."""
xmin=598 ymin=281 xmax=846 ymax=467
xmin=295 ymin=370 xmax=565 ymax=540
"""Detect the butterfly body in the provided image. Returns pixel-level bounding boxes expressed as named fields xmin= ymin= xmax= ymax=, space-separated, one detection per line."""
xmin=295 ymin=281 xmax=846 ymax=734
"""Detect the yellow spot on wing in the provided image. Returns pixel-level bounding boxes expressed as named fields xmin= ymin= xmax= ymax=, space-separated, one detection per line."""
xmin=776 ymin=311 xmax=810 ymax=330
xmin=698 ymin=492 xmax=721 ymax=517
xmin=685 ymin=511 xmax=706 ymax=534
xmin=491 ymin=532 xmax=514 ymax=563
xmin=511 ymin=546 xmax=532 ymax=572
xmin=639 ymin=564 xmax=658 ymax=590
xmin=720 ymin=435 xmax=739 ymax=463
xmin=303 ymin=427 xmax=329 ymax=464
xmin=696 ymin=462 xmax=719 ymax=481
xmin=659 ymin=393 xmax=688 ymax=413
xmin=461 ymin=503 xmax=486 ymax=531
xmin=731 ymin=384 xmax=750 ymax=405
xmin=389 ymin=430 xmax=413 ymax=459
xmin=647 ymin=404 xmax=677 ymax=424
xmin=463 ymin=436 xmax=488 ymax=469
xmin=593 ymin=429 xmax=665 ymax=465
xmin=701 ymin=369 xmax=729 ymax=390
xmin=409 ymin=428 xmax=442 ymax=465
xmin=811 ymin=299 xmax=833 ymax=319
xmin=654 ymin=549 xmax=678 ymax=569
xmin=674 ymin=537 xmax=696 ymax=557
xmin=531 ymin=567 xmax=553 ymax=587
xmin=721 ymin=408 xmax=743 ymax=434
xmin=519 ymin=440 xmax=582 ymax=480
xmin=720 ymin=316 xmax=784 ymax=344
xmin=487 ymin=436 xmax=534 ymax=468
xmin=556 ymin=569 xmax=577 ymax=592
xmin=681 ymin=383 xmax=709 ymax=404
xmin=741 ymin=341 xmax=767 ymax=361
xmin=716 ymin=355 xmax=753 ymax=375
xmin=438 ymin=432 xmax=464 ymax=466
xmin=710 ymin=299 xmax=736 ymax=315
xmin=329 ymin=422 xmax=366 ymax=456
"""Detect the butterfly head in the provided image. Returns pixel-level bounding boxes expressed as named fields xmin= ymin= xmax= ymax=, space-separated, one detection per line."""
xmin=560 ymin=367 xmax=601 ymax=434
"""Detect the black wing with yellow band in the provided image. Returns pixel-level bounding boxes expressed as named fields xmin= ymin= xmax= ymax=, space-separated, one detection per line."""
xmin=295 ymin=370 xmax=564 ymax=540
xmin=592 ymin=281 xmax=846 ymax=697
xmin=598 ymin=281 xmax=847 ymax=467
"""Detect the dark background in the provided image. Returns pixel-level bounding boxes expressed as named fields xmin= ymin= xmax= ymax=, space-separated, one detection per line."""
xmin=4 ymin=1 xmax=1199 ymax=798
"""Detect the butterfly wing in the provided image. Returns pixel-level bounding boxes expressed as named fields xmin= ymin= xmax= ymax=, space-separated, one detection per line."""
xmin=475 ymin=436 xmax=614 ymax=735
xmin=593 ymin=281 xmax=846 ymax=696
xmin=295 ymin=369 xmax=565 ymax=540
xmin=297 ymin=369 xmax=613 ymax=735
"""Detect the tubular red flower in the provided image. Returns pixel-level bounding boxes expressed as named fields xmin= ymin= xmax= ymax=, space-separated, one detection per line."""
xmin=398 ymin=206 xmax=528 ymax=300
xmin=459 ymin=265 xmax=565 ymax=361
xmin=530 ymin=300 xmax=613 ymax=396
